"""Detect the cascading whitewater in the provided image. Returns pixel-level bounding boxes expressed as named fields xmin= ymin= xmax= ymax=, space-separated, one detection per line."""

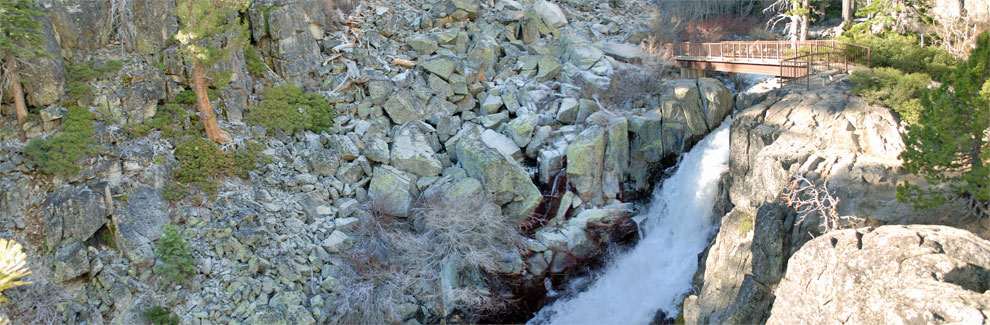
xmin=530 ymin=117 xmax=733 ymax=325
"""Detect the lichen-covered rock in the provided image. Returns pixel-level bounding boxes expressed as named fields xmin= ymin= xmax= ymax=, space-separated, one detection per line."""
xmin=697 ymin=78 xmax=734 ymax=129
xmin=501 ymin=113 xmax=539 ymax=148
xmin=307 ymin=147 xmax=341 ymax=176
xmin=54 ymin=241 xmax=89 ymax=282
xmin=406 ymin=34 xmax=438 ymax=55
xmin=368 ymin=166 xmax=418 ymax=217
xmin=391 ymin=121 xmax=443 ymax=177
xmin=46 ymin=1 xmax=112 ymax=50
xmin=603 ymin=117 xmax=629 ymax=201
xmin=367 ymin=79 xmax=394 ymax=105
xmin=455 ymin=136 xmax=541 ymax=223
xmin=115 ymin=186 xmax=168 ymax=241
xmin=566 ymin=126 xmax=606 ymax=205
xmin=532 ymin=0 xmax=568 ymax=28
xmin=661 ymin=79 xmax=709 ymax=142
xmin=20 ymin=14 xmax=64 ymax=107
xmin=768 ymin=225 xmax=990 ymax=325
xmin=384 ymin=90 xmax=426 ymax=125
xmin=421 ymin=56 xmax=458 ymax=81
xmin=44 ymin=185 xmax=110 ymax=245
xmin=131 ymin=0 xmax=178 ymax=54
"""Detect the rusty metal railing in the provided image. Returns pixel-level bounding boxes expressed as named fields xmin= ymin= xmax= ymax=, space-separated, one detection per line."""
xmin=670 ymin=40 xmax=871 ymax=69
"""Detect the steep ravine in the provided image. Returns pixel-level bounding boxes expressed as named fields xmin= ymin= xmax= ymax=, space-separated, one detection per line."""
xmin=530 ymin=116 xmax=732 ymax=324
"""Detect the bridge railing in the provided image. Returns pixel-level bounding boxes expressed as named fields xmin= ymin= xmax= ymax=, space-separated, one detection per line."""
xmin=669 ymin=40 xmax=871 ymax=68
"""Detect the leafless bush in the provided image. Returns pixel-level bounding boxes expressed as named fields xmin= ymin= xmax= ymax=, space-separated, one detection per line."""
xmin=652 ymin=0 xmax=761 ymax=21
xmin=780 ymin=174 xmax=863 ymax=234
xmin=932 ymin=15 xmax=989 ymax=59
xmin=335 ymin=205 xmax=431 ymax=324
xmin=336 ymin=192 xmax=514 ymax=322
xmin=413 ymin=191 xmax=515 ymax=272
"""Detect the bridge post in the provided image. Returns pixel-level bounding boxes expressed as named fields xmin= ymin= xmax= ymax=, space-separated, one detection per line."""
xmin=680 ymin=68 xmax=705 ymax=79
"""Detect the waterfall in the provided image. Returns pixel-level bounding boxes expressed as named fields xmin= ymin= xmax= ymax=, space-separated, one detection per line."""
xmin=529 ymin=117 xmax=733 ymax=325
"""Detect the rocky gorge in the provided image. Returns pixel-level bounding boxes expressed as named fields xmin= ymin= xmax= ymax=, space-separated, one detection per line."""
xmin=0 ymin=0 xmax=988 ymax=324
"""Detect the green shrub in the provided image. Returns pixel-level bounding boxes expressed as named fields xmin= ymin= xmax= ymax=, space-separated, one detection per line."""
xmin=66 ymin=81 xmax=95 ymax=107
xmin=126 ymin=103 xmax=197 ymax=140
xmin=174 ymin=90 xmax=198 ymax=105
xmin=67 ymin=61 xmax=99 ymax=81
xmin=168 ymin=137 xmax=266 ymax=201
xmin=24 ymin=107 xmax=97 ymax=175
xmin=840 ymin=32 xmax=959 ymax=81
xmin=245 ymin=85 xmax=335 ymax=135
xmin=97 ymin=60 xmax=123 ymax=74
xmin=244 ymin=46 xmax=267 ymax=76
xmin=145 ymin=306 xmax=179 ymax=325
xmin=850 ymin=67 xmax=931 ymax=124
xmin=153 ymin=224 xmax=195 ymax=285
xmin=162 ymin=182 xmax=189 ymax=203
xmin=171 ymin=137 xmax=230 ymax=199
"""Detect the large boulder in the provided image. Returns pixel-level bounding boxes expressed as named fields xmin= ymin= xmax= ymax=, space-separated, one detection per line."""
xmin=697 ymin=78 xmax=734 ymax=129
xmin=131 ymin=0 xmax=178 ymax=54
xmin=384 ymin=90 xmax=426 ymax=124
xmin=44 ymin=185 xmax=110 ymax=245
xmin=768 ymin=225 xmax=990 ymax=324
xmin=566 ymin=117 xmax=629 ymax=205
xmin=532 ymin=0 xmax=568 ymax=28
xmin=368 ymin=166 xmax=418 ymax=217
xmin=455 ymin=136 xmax=542 ymax=223
xmin=46 ymin=1 xmax=112 ymax=51
xmin=266 ymin=1 xmax=328 ymax=86
xmin=115 ymin=187 xmax=168 ymax=241
xmin=566 ymin=126 xmax=606 ymax=205
xmin=391 ymin=121 xmax=443 ymax=177
xmin=102 ymin=68 xmax=168 ymax=125
xmin=54 ymin=241 xmax=89 ymax=282
xmin=688 ymin=76 xmax=971 ymax=325
xmin=660 ymin=79 xmax=709 ymax=143
xmin=19 ymin=14 xmax=64 ymax=107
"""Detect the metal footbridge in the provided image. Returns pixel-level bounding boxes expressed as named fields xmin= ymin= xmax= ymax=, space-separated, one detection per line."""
xmin=670 ymin=40 xmax=871 ymax=82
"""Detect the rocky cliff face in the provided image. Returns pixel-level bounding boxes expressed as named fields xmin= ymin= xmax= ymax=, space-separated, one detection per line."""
xmin=768 ymin=225 xmax=990 ymax=324
xmin=683 ymin=76 xmax=989 ymax=324
xmin=0 ymin=0 xmax=743 ymax=323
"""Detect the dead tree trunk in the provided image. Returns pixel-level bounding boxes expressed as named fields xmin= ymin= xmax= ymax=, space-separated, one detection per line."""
xmin=842 ymin=0 xmax=853 ymax=23
xmin=800 ymin=0 xmax=810 ymax=41
xmin=191 ymin=62 xmax=230 ymax=144
xmin=8 ymin=62 xmax=28 ymax=126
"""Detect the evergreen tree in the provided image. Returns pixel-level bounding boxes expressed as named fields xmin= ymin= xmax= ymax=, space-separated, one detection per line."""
xmin=174 ymin=0 xmax=249 ymax=144
xmin=0 ymin=0 xmax=50 ymax=126
xmin=898 ymin=31 xmax=990 ymax=219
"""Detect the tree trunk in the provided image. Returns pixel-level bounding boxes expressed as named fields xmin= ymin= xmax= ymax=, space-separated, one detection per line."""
xmin=10 ymin=65 xmax=28 ymax=126
xmin=191 ymin=62 xmax=230 ymax=144
xmin=800 ymin=0 xmax=810 ymax=41
xmin=842 ymin=0 xmax=853 ymax=23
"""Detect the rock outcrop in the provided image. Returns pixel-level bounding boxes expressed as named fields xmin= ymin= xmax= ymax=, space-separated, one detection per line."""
xmin=768 ymin=225 xmax=990 ymax=324
xmin=685 ymin=76 xmax=975 ymax=325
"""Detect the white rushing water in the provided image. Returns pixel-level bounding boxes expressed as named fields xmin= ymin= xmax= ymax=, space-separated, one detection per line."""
xmin=530 ymin=117 xmax=733 ymax=325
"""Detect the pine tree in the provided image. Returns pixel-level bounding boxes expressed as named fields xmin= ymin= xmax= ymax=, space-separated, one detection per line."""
xmin=174 ymin=0 xmax=249 ymax=144
xmin=0 ymin=0 xmax=50 ymax=126
xmin=898 ymin=31 xmax=990 ymax=219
